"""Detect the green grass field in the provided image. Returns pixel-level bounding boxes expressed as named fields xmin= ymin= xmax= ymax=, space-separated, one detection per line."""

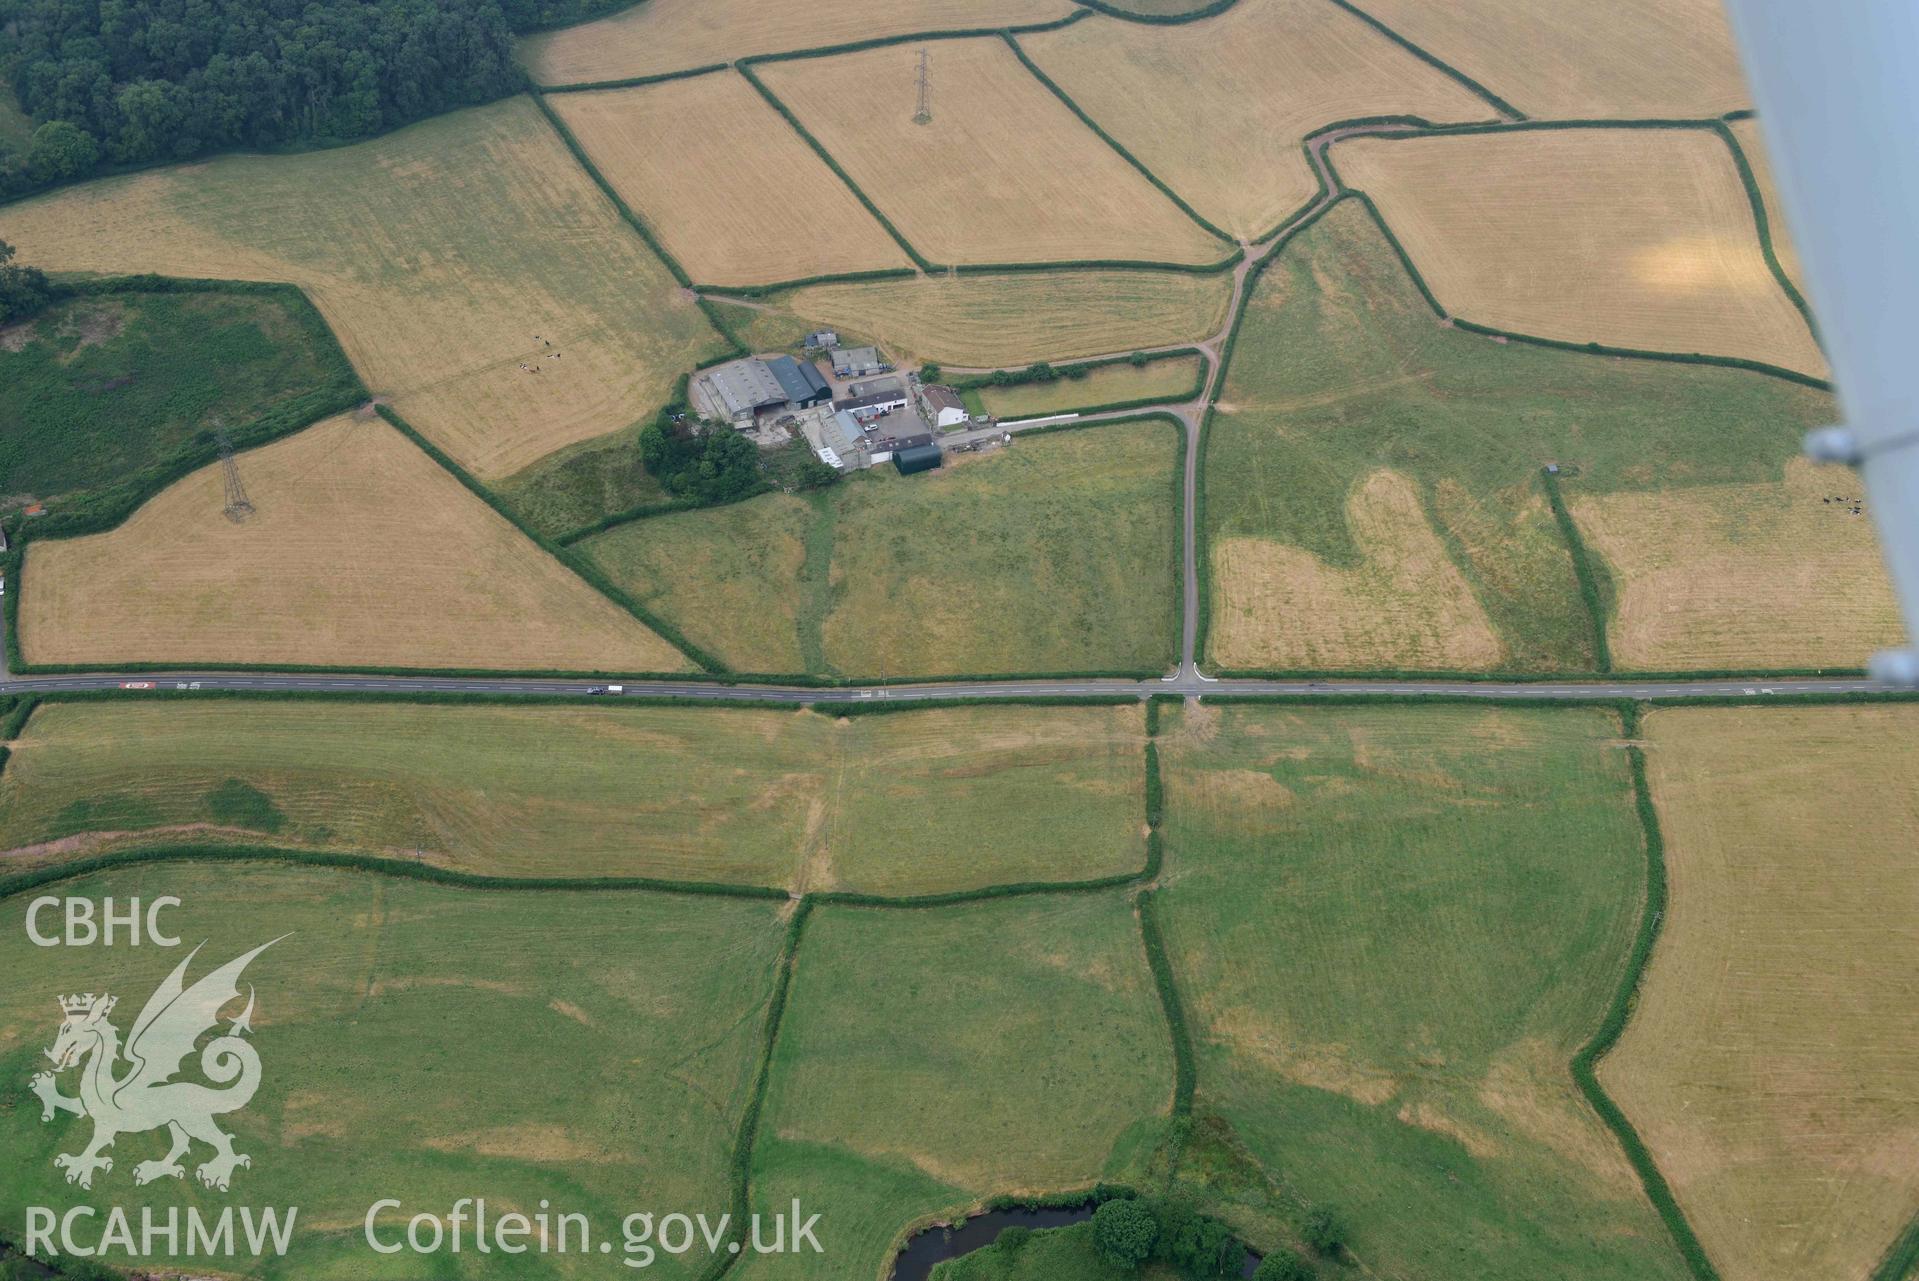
xmin=0 ymin=862 xmax=788 ymax=1280
xmin=734 ymin=895 xmax=1173 ymax=1281
xmin=582 ymin=422 xmax=1181 ymax=678
xmin=972 ymin=356 xmax=1201 ymax=421
xmin=494 ymin=424 xmax=672 ymax=539
xmin=0 ymin=287 xmax=359 ymax=515
xmin=0 ymin=700 xmax=1147 ymax=895
xmin=1152 ymin=701 xmax=1687 ymax=1280
xmin=1203 ymin=198 xmax=1833 ymax=673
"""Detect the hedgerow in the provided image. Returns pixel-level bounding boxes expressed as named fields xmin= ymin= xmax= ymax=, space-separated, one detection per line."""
xmin=0 ymin=843 xmax=793 ymax=904
xmin=1711 ymin=120 xmax=1822 ymax=345
xmin=1321 ymin=0 xmax=1525 ymax=119
xmin=370 ymin=404 xmax=725 ymax=673
xmin=535 ymin=63 xmax=729 ymax=94
xmin=734 ymin=64 xmax=940 ymax=274
xmin=1136 ymin=889 xmax=1196 ymax=1115
xmin=1539 ymin=466 xmax=1613 ymax=671
xmin=1566 ymin=704 xmax=1722 ymax=1280
xmin=1001 ymin=32 xmax=1235 ymax=244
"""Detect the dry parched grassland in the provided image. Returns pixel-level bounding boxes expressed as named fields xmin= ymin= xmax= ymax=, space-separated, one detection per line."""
xmin=0 ymin=98 xmax=725 ymax=480
xmin=1211 ymin=470 xmax=1504 ymax=671
xmin=1570 ymin=458 xmax=1901 ymax=670
xmin=757 ymin=37 xmax=1227 ymax=267
xmin=1607 ymin=706 xmax=1919 ymax=1281
xmin=769 ymin=269 xmax=1234 ymax=367
xmin=19 ymin=416 xmax=694 ymax=672
xmin=733 ymin=895 xmax=1172 ymax=1281
xmin=1022 ymin=0 xmax=1494 ymax=239
xmin=0 ymin=701 xmax=1147 ymax=896
xmin=1335 ymin=128 xmax=1827 ymax=378
xmin=1155 ymin=702 xmax=1691 ymax=1281
xmin=1730 ymin=116 xmax=1807 ymax=292
xmin=548 ymin=75 xmax=910 ymax=287
xmin=584 ymin=423 xmax=1180 ymax=677
xmin=519 ymin=0 xmax=1075 ymax=87
xmin=0 ymin=864 xmax=786 ymax=1281
xmin=1352 ymin=0 xmax=1750 ymax=118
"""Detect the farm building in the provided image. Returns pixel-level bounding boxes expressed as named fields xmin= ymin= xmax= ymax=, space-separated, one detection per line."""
xmin=694 ymin=355 xmax=830 ymax=423
xmin=921 ymin=385 xmax=968 ymax=429
xmin=804 ymin=330 xmax=839 ymax=349
xmin=766 ymin=354 xmax=832 ymax=408
xmin=847 ymin=375 xmax=905 ymax=400
xmin=892 ymin=433 xmax=943 ymax=475
xmin=693 ymin=357 xmax=787 ymax=424
xmin=832 ymin=345 xmax=886 ymax=378
xmin=836 ymin=387 xmax=911 ymax=420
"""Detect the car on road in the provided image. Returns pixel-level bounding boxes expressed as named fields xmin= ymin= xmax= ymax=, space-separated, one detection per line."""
xmin=120 ymin=681 xmax=155 ymax=690
xmin=587 ymin=685 xmax=623 ymax=695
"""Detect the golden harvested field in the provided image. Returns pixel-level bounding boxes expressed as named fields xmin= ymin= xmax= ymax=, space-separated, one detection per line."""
xmin=548 ymin=74 xmax=910 ymax=286
xmin=1606 ymin=705 xmax=1919 ymax=1281
xmin=1022 ymin=0 xmax=1494 ymax=238
xmin=0 ymin=701 xmax=1147 ymax=895
xmin=1335 ymin=128 xmax=1827 ymax=378
xmin=757 ymin=37 xmax=1228 ymax=267
xmin=771 ymin=269 xmax=1234 ymax=367
xmin=519 ymin=0 xmax=1075 ymax=87
xmin=1210 ymin=469 xmax=1505 ymax=671
xmin=1730 ymin=116 xmax=1807 ymax=293
xmin=1570 ymin=458 xmax=1900 ymax=670
xmin=1353 ymin=0 xmax=1750 ymax=118
xmin=0 ymin=98 xmax=725 ymax=479
xmin=976 ymin=354 xmax=1202 ymax=418
xmin=19 ymin=416 xmax=694 ymax=672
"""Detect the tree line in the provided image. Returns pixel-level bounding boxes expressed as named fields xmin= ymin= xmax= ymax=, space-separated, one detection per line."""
xmin=0 ymin=0 xmax=635 ymax=200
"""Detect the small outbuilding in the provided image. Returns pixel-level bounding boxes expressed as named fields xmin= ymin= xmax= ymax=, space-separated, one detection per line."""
xmin=831 ymin=345 xmax=886 ymax=378
xmin=894 ymin=443 xmax=943 ymax=475
xmin=804 ymin=330 xmax=839 ymax=349
xmin=891 ymin=432 xmax=942 ymax=475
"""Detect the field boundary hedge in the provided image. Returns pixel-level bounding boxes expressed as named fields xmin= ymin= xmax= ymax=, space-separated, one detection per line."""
xmin=1871 ymin=1211 xmax=1919 ymax=1281
xmin=699 ymin=897 xmax=814 ymax=1281
xmin=0 ymin=843 xmax=792 ymax=903
xmin=1001 ymin=31 xmax=1236 ymax=245
xmin=695 ymin=267 xmax=918 ymax=299
xmin=372 ymin=405 xmax=726 ymax=672
xmin=1326 ymin=124 xmax=1835 ymax=391
xmin=1077 ymin=0 xmax=1239 ymax=23
xmin=735 ymin=63 xmax=942 ymax=273
xmin=953 ymin=248 xmax=1244 ymax=277
xmin=1339 ymin=183 xmax=1834 ymax=392
xmin=739 ymin=11 xmax=1093 ymax=70
xmin=536 ymin=63 xmax=729 ymax=94
xmin=529 ymin=88 xmax=750 ymax=357
xmin=1191 ymin=192 xmax=1355 ymax=665
xmin=956 ymin=350 xmax=1208 ymax=420
xmin=0 ymin=278 xmax=367 ymax=546
xmin=1322 ymin=0 xmax=1526 ymax=120
xmin=1 ymin=276 xmax=369 ymax=676
xmin=1712 ymin=119 xmax=1822 ymax=346
xmin=1568 ymin=704 xmax=1723 ymax=1281
xmin=1540 ymin=466 xmax=1614 ymax=671
xmin=1136 ymin=888 xmax=1196 ymax=1115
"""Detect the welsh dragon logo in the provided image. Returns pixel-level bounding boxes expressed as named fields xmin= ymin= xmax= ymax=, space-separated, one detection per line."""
xmin=30 ymin=938 xmax=285 ymax=1192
